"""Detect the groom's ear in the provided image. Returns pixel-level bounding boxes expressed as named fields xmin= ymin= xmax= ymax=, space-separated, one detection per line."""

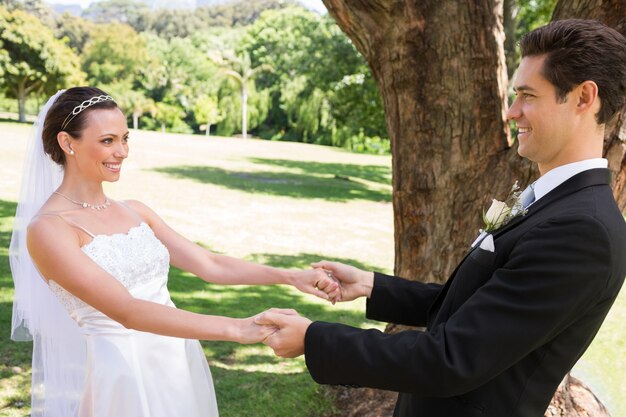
xmin=574 ymin=80 xmax=600 ymax=117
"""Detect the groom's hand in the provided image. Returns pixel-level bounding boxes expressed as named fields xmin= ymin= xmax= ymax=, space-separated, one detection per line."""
xmin=311 ymin=261 xmax=374 ymax=302
xmin=255 ymin=309 xmax=311 ymax=358
xmin=290 ymin=268 xmax=341 ymax=303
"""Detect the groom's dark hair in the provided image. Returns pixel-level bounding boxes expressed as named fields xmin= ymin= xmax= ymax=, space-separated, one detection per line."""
xmin=520 ymin=19 xmax=626 ymax=125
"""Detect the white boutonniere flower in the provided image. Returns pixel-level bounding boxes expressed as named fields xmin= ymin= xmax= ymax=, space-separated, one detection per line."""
xmin=483 ymin=199 xmax=511 ymax=231
xmin=481 ymin=181 xmax=526 ymax=233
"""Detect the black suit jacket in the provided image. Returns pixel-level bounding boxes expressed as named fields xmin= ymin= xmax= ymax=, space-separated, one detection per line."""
xmin=304 ymin=168 xmax=626 ymax=417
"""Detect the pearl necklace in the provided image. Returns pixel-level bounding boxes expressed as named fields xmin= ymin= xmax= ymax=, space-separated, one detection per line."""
xmin=54 ymin=191 xmax=111 ymax=210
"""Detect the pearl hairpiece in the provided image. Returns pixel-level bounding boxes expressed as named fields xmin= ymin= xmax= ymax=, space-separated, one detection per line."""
xmin=61 ymin=95 xmax=114 ymax=130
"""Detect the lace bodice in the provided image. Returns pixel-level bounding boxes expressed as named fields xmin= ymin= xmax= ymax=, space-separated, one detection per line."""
xmin=49 ymin=222 xmax=170 ymax=313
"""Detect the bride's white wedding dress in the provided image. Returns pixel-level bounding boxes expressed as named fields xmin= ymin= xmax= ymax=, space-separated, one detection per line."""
xmin=47 ymin=218 xmax=218 ymax=417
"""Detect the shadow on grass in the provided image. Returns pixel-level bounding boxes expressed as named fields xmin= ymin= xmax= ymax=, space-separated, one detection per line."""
xmin=0 ymin=199 xmax=376 ymax=416
xmin=152 ymin=165 xmax=391 ymax=203
xmin=210 ymin=366 xmax=338 ymax=417
xmin=166 ymin=251 xmax=381 ymax=417
xmin=167 ymin=252 xmax=382 ymax=362
xmin=247 ymin=158 xmax=391 ymax=186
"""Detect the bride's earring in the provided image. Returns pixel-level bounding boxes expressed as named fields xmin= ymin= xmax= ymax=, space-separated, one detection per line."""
xmin=69 ymin=148 xmax=75 ymax=155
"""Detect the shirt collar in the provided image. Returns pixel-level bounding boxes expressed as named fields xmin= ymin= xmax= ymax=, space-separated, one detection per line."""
xmin=533 ymin=158 xmax=608 ymax=202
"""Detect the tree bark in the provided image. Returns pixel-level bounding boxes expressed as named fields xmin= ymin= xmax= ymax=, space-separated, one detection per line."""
xmin=503 ymin=0 xmax=518 ymax=81
xmin=322 ymin=0 xmax=624 ymax=416
xmin=322 ymin=0 xmax=530 ymax=284
xmin=17 ymin=80 xmax=26 ymax=123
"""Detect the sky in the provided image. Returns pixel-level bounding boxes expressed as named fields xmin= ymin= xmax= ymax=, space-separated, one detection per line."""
xmin=44 ymin=0 xmax=327 ymax=14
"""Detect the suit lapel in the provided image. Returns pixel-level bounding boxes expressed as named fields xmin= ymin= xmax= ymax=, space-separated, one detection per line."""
xmin=494 ymin=168 xmax=611 ymax=238
xmin=427 ymin=168 xmax=611 ymax=325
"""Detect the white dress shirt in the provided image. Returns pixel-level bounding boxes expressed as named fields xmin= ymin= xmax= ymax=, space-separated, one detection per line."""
xmin=471 ymin=158 xmax=608 ymax=248
xmin=532 ymin=158 xmax=608 ymax=204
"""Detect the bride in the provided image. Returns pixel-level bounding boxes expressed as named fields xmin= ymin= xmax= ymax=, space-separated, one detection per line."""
xmin=10 ymin=87 xmax=339 ymax=417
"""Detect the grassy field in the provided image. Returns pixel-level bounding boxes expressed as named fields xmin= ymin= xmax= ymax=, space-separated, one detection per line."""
xmin=0 ymin=121 xmax=623 ymax=416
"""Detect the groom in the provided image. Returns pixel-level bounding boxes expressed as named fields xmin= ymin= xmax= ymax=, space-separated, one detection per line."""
xmin=257 ymin=19 xmax=626 ymax=417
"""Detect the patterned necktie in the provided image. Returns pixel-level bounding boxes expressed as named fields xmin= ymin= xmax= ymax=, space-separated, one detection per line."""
xmin=519 ymin=183 xmax=536 ymax=209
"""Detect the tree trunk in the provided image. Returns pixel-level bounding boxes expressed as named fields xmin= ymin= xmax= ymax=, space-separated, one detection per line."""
xmin=503 ymin=0 xmax=519 ymax=80
xmin=322 ymin=0 xmax=527 ymax=284
xmin=552 ymin=0 xmax=626 ymax=208
xmin=242 ymin=84 xmax=248 ymax=139
xmin=321 ymin=0 xmax=624 ymax=415
xmin=17 ymin=81 xmax=27 ymax=123
xmin=545 ymin=374 xmax=611 ymax=417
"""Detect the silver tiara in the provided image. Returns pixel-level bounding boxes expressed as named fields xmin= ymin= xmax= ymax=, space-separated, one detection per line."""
xmin=61 ymin=95 xmax=114 ymax=130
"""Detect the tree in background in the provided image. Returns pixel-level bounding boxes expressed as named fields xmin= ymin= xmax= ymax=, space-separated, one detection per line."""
xmin=1 ymin=0 xmax=55 ymax=27
xmin=243 ymin=7 xmax=387 ymax=149
xmin=139 ymin=34 xmax=218 ymax=133
xmin=82 ymin=0 xmax=148 ymax=26
xmin=82 ymin=23 xmax=147 ymax=86
xmin=104 ymin=82 xmax=155 ymax=130
xmin=153 ymin=101 xmax=189 ymax=133
xmin=0 ymin=6 xmax=84 ymax=121
xmin=503 ymin=0 xmax=558 ymax=80
xmin=53 ymin=11 xmax=96 ymax=54
xmin=193 ymin=95 xmax=223 ymax=136
xmin=214 ymin=51 xmax=272 ymax=139
xmin=0 ymin=0 xmax=388 ymax=152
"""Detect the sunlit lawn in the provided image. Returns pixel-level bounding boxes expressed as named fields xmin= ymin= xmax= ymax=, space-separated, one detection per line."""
xmin=0 ymin=121 xmax=624 ymax=416
xmin=0 ymin=122 xmax=392 ymax=417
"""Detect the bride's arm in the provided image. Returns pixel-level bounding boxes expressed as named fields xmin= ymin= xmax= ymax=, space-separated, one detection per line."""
xmin=126 ymin=200 xmax=339 ymax=301
xmin=27 ymin=216 xmax=276 ymax=343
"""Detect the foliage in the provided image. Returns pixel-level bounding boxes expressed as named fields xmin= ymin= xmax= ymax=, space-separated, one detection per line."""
xmin=211 ymin=51 xmax=273 ymax=138
xmin=0 ymin=1 xmax=389 ymax=153
xmin=1 ymin=0 xmax=54 ymax=26
xmin=198 ymin=0 xmax=300 ymax=27
xmin=516 ymin=0 xmax=559 ymax=38
xmin=505 ymin=0 xmax=558 ymax=80
xmin=0 ymin=6 xmax=84 ymax=120
xmin=151 ymin=101 xmax=192 ymax=134
xmin=53 ymin=11 xmax=96 ymax=53
xmin=217 ymin=80 xmax=270 ymax=137
xmin=137 ymin=34 xmax=220 ymax=133
xmin=102 ymin=81 xmax=155 ymax=129
xmin=242 ymin=7 xmax=388 ymax=150
xmin=82 ymin=22 xmax=148 ymax=85
xmin=134 ymin=8 xmax=208 ymax=39
xmin=193 ymin=95 xmax=223 ymax=134
xmin=82 ymin=0 xmax=149 ymax=26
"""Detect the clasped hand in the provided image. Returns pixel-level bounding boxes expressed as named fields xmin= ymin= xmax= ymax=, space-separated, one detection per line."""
xmin=253 ymin=261 xmax=374 ymax=357
xmin=292 ymin=260 xmax=374 ymax=304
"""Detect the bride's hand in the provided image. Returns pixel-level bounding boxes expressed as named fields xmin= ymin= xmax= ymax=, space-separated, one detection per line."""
xmin=235 ymin=313 xmax=280 ymax=344
xmin=236 ymin=308 xmax=300 ymax=344
xmin=290 ymin=268 xmax=341 ymax=304
xmin=311 ymin=260 xmax=374 ymax=302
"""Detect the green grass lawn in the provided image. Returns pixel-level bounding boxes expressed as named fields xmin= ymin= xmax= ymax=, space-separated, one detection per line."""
xmin=0 ymin=122 xmax=624 ymax=416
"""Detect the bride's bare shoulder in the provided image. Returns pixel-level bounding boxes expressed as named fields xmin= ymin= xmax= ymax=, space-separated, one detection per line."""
xmin=121 ymin=199 xmax=160 ymax=222
xmin=27 ymin=213 xmax=79 ymax=248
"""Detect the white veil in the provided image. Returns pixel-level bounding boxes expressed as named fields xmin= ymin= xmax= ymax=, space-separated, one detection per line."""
xmin=9 ymin=90 xmax=86 ymax=416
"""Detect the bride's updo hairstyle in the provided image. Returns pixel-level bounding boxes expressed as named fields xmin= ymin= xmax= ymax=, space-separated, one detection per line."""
xmin=42 ymin=86 xmax=119 ymax=166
